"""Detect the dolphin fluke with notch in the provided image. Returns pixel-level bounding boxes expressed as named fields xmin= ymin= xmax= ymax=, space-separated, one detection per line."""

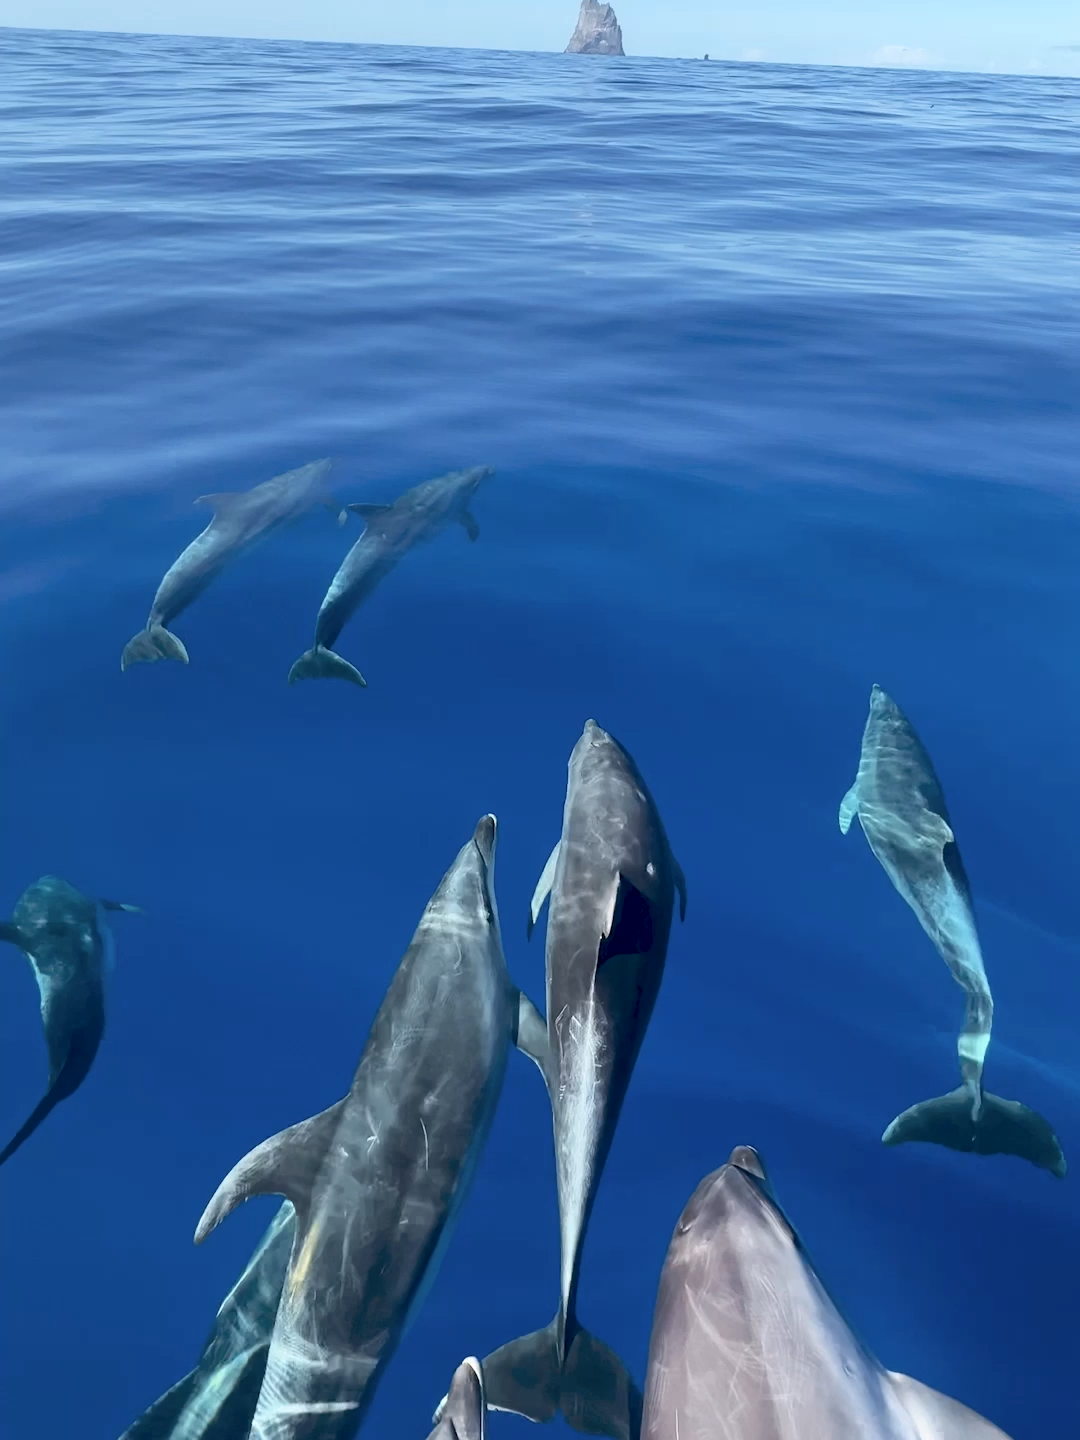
xmin=121 ymin=623 xmax=191 ymax=670
xmin=883 ymin=1085 xmax=1065 ymax=1177
xmin=286 ymin=645 xmax=367 ymax=687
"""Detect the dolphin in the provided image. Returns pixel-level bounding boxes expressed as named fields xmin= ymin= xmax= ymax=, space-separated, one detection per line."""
xmin=641 ymin=1145 xmax=1013 ymax=1440
xmin=121 ymin=458 xmax=344 ymax=669
xmin=427 ymin=1359 xmax=487 ymax=1440
xmin=119 ymin=1202 xmax=295 ymax=1440
xmin=287 ymin=465 xmax=494 ymax=687
xmin=839 ymin=684 xmax=1065 ymax=1177
xmin=453 ymin=719 xmax=686 ymax=1440
xmin=0 ymin=876 xmax=139 ymax=1167
xmin=194 ymin=815 xmax=547 ymax=1440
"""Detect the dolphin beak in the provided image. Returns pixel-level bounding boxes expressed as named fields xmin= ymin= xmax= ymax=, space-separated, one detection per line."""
xmin=473 ymin=815 xmax=497 ymax=867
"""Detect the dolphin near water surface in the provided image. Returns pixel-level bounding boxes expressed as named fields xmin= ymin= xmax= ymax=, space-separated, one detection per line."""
xmin=840 ymin=683 xmax=1065 ymax=1177
xmin=287 ymin=465 xmax=494 ymax=687
xmin=641 ymin=1145 xmax=1014 ymax=1440
xmin=118 ymin=1202 xmax=295 ymax=1440
xmin=0 ymin=875 xmax=139 ymax=1167
xmin=450 ymin=719 xmax=686 ymax=1440
xmin=195 ymin=814 xmax=547 ymax=1440
xmin=121 ymin=457 xmax=343 ymax=670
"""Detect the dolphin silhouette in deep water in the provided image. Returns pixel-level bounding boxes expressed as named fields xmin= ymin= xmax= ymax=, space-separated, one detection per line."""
xmin=840 ymin=683 xmax=1065 ymax=1177
xmin=121 ymin=458 xmax=344 ymax=670
xmin=443 ymin=720 xmax=686 ymax=1440
xmin=427 ymin=1359 xmax=487 ymax=1440
xmin=195 ymin=815 xmax=547 ymax=1440
xmin=641 ymin=1145 xmax=1014 ymax=1440
xmin=287 ymin=465 xmax=494 ymax=687
xmin=0 ymin=876 xmax=139 ymax=1167
xmin=119 ymin=1202 xmax=295 ymax=1440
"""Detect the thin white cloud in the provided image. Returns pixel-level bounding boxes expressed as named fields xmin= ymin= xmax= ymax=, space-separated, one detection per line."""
xmin=871 ymin=44 xmax=941 ymax=68
xmin=740 ymin=48 xmax=767 ymax=62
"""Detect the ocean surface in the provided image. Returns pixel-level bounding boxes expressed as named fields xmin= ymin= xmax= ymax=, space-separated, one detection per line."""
xmin=1 ymin=23 xmax=1078 ymax=1440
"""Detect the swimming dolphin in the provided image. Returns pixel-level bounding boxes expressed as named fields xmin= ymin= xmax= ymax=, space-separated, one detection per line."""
xmin=287 ymin=465 xmax=494 ymax=687
xmin=452 ymin=720 xmax=686 ymax=1440
xmin=119 ymin=1202 xmax=295 ymax=1440
xmin=427 ymin=1359 xmax=487 ymax=1440
xmin=0 ymin=876 xmax=139 ymax=1167
xmin=195 ymin=815 xmax=547 ymax=1440
xmin=840 ymin=684 xmax=1065 ymax=1177
xmin=641 ymin=1145 xmax=1013 ymax=1440
xmin=121 ymin=458 xmax=343 ymax=669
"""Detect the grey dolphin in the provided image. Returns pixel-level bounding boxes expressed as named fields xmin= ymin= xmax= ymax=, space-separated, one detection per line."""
xmin=456 ymin=719 xmax=686 ymax=1440
xmin=287 ymin=465 xmax=494 ymax=687
xmin=194 ymin=815 xmax=547 ymax=1440
xmin=119 ymin=1202 xmax=295 ymax=1440
xmin=121 ymin=458 xmax=343 ymax=670
xmin=0 ymin=876 xmax=139 ymax=1167
xmin=840 ymin=684 xmax=1065 ymax=1177
xmin=427 ymin=1359 xmax=486 ymax=1440
xmin=641 ymin=1145 xmax=1013 ymax=1440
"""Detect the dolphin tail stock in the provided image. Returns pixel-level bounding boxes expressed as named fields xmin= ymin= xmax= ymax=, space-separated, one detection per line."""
xmin=121 ymin=623 xmax=190 ymax=671
xmin=287 ymin=645 xmax=367 ymax=688
xmin=882 ymin=1084 xmax=1066 ymax=1178
xmin=473 ymin=1317 xmax=642 ymax=1440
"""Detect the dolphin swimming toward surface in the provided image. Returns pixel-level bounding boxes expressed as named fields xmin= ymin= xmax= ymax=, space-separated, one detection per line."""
xmin=641 ymin=1145 xmax=1013 ymax=1440
xmin=119 ymin=1202 xmax=295 ymax=1440
xmin=121 ymin=458 xmax=344 ymax=670
xmin=840 ymin=684 xmax=1065 ymax=1177
xmin=287 ymin=465 xmax=494 ymax=687
xmin=195 ymin=815 xmax=547 ymax=1440
xmin=427 ymin=1359 xmax=487 ymax=1440
xmin=0 ymin=876 xmax=139 ymax=1167
xmin=450 ymin=719 xmax=686 ymax=1440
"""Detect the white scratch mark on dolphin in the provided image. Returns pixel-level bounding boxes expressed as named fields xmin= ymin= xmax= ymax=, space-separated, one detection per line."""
xmin=420 ymin=1116 xmax=429 ymax=1171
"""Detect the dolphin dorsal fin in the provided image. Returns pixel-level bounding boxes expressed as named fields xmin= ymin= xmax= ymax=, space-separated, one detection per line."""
xmin=838 ymin=782 xmax=859 ymax=834
xmin=195 ymin=1097 xmax=347 ymax=1243
xmin=527 ymin=842 xmax=560 ymax=939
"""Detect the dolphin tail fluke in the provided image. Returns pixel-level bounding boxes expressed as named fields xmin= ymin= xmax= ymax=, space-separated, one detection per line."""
xmin=0 ymin=1086 xmax=63 ymax=1168
xmin=882 ymin=1085 xmax=1066 ymax=1178
xmin=287 ymin=645 xmax=367 ymax=688
xmin=475 ymin=1320 xmax=641 ymax=1440
xmin=121 ymin=624 xmax=190 ymax=671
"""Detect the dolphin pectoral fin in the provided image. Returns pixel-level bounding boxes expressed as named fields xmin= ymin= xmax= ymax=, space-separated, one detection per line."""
xmin=0 ymin=921 xmax=23 ymax=947
xmin=118 ymin=1368 xmax=200 ymax=1440
xmin=346 ymin=502 xmax=392 ymax=530
xmin=597 ymin=874 xmax=654 ymax=965
xmin=121 ymin=624 xmax=190 ymax=670
xmin=838 ymin=782 xmax=859 ymax=834
xmin=673 ymin=857 xmax=687 ymax=921
xmin=194 ymin=491 xmax=243 ymax=513
xmin=288 ymin=646 xmax=367 ymax=687
xmin=512 ymin=989 xmax=550 ymax=1081
xmin=0 ymin=1086 xmax=65 ymax=1168
xmin=886 ymin=1371 xmax=1013 ymax=1438
xmin=882 ymin=1086 xmax=1066 ymax=1177
xmin=919 ymin=810 xmax=955 ymax=850
xmin=461 ymin=510 xmax=480 ymax=542
xmin=527 ymin=843 xmax=560 ymax=939
xmin=100 ymin=900 xmax=142 ymax=914
xmin=195 ymin=1098 xmax=347 ymax=1243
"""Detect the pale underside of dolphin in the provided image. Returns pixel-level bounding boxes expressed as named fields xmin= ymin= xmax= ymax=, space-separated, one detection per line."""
xmin=121 ymin=457 xmax=343 ymax=671
xmin=287 ymin=464 xmax=494 ymax=688
xmin=641 ymin=1146 xmax=1014 ymax=1440
xmin=840 ymin=683 xmax=1064 ymax=1177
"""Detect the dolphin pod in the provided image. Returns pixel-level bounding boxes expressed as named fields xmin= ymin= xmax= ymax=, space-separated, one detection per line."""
xmin=193 ymin=815 xmax=547 ymax=1440
xmin=641 ymin=1146 xmax=1012 ymax=1440
xmin=121 ymin=458 xmax=344 ymax=670
xmin=120 ymin=1202 xmax=296 ymax=1440
xmin=0 ymin=876 xmax=139 ymax=1167
xmin=840 ymin=684 xmax=1065 ymax=1177
xmin=288 ymin=465 xmax=494 ymax=687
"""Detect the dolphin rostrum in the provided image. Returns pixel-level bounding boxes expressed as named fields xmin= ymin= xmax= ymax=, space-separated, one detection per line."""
xmin=642 ymin=1145 xmax=1013 ymax=1440
xmin=0 ymin=876 xmax=140 ymax=1167
xmin=427 ymin=1359 xmax=487 ymax=1440
xmin=287 ymin=465 xmax=494 ymax=687
xmin=121 ymin=458 xmax=343 ymax=670
xmin=119 ymin=1202 xmax=295 ymax=1440
xmin=195 ymin=815 xmax=547 ymax=1440
xmin=840 ymin=684 xmax=1065 ymax=1177
xmin=450 ymin=719 xmax=686 ymax=1440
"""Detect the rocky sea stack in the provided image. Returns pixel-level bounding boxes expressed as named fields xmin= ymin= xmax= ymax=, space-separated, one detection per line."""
xmin=565 ymin=0 xmax=625 ymax=56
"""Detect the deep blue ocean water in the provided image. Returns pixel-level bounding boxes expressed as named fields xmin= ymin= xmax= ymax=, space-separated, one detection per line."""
xmin=1 ymin=23 xmax=1078 ymax=1440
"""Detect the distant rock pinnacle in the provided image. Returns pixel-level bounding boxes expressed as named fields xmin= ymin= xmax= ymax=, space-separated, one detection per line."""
xmin=565 ymin=0 xmax=625 ymax=56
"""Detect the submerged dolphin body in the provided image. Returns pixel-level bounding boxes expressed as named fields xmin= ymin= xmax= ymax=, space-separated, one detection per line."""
xmin=840 ymin=684 xmax=1065 ymax=1177
xmin=642 ymin=1146 xmax=1013 ymax=1440
xmin=0 ymin=876 xmax=139 ymax=1168
xmin=119 ymin=1202 xmax=296 ymax=1440
xmin=121 ymin=458 xmax=343 ymax=669
xmin=195 ymin=815 xmax=547 ymax=1440
xmin=455 ymin=720 xmax=686 ymax=1440
xmin=427 ymin=1359 xmax=487 ymax=1440
xmin=287 ymin=465 xmax=494 ymax=687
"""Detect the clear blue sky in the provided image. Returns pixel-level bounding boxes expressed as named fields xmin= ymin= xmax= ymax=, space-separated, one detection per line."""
xmin=4 ymin=0 xmax=1080 ymax=76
